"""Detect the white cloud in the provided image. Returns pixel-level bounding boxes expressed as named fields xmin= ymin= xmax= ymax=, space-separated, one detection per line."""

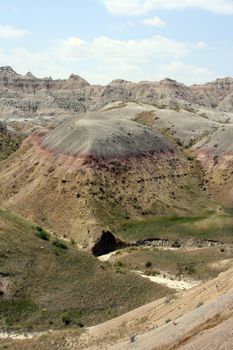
xmin=60 ymin=35 xmax=189 ymax=61
xmin=102 ymin=0 xmax=233 ymax=15
xmin=156 ymin=61 xmax=216 ymax=84
xmin=195 ymin=41 xmax=207 ymax=49
xmin=0 ymin=35 xmax=216 ymax=85
xmin=142 ymin=16 xmax=165 ymax=27
xmin=0 ymin=24 xmax=29 ymax=39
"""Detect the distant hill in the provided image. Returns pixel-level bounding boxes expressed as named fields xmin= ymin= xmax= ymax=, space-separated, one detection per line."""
xmin=0 ymin=66 xmax=233 ymax=134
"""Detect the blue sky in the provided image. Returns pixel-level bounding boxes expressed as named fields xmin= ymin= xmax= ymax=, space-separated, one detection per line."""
xmin=0 ymin=0 xmax=232 ymax=85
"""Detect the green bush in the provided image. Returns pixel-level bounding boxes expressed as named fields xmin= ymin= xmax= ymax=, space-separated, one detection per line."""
xmin=35 ymin=226 xmax=50 ymax=241
xmin=185 ymin=263 xmax=196 ymax=275
xmin=0 ymin=299 xmax=37 ymax=326
xmin=52 ymin=239 xmax=68 ymax=250
xmin=62 ymin=312 xmax=72 ymax=325
xmin=113 ymin=261 xmax=125 ymax=273
xmin=70 ymin=238 xmax=76 ymax=245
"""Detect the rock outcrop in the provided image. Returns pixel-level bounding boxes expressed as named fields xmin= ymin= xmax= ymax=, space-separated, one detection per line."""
xmin=1 ymin=67 xmax=233 ymax=133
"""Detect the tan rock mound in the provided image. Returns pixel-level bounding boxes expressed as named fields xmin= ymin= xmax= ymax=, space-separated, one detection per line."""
xmin=0 ymin=112 xmax=209 ymax=251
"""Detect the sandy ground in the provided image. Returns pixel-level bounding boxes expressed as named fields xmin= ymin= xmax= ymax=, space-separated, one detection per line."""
xmin=179 ymin=315 xmax=233 ymax=350
xmin=136 ymin=271 xmax=200 ymax=291
xmin=107 ymin=291 xmax=233 ymax=350
xmin=0 ymin=331 xmax=49 ymax=340
xmin=97 ymin=251 xmax=118 ymax=261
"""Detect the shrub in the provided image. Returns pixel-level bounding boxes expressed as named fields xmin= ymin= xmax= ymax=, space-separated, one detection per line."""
xmin=62 ymin=312 xmax=72 ymax=325
xmin=35 ymin=226 xmax=50 ymax=241
xmin=52 ymin=239 xmax=68 ymax=250
xmin=185 ymin=263 xmax=196 ymax=275
xmin=113 ymin=261 xmax=125 ymax=273
xmin=75 ymin=320 xmax=84 ymax=328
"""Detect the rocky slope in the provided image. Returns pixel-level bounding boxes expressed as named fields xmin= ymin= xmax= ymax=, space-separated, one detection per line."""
xmin=1 ymin=66 xmax=233 ymax=134
xmin=192 ymin=125 xmax=233 ymax=205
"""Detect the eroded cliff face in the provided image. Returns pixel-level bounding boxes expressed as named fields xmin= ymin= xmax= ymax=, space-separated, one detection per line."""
xmin=192 ymin=125 xmax=233 ymax=205
xmin=1 ymin=66 xmax=233 ymax=134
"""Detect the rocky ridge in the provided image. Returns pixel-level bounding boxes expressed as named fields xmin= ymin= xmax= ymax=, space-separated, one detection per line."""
xmin=1 ymin=67 xmax=233 ymax=133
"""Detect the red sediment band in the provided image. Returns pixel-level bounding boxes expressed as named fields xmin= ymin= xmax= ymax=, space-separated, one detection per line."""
xmin=24 ymin=132 xmax=178 ymax=164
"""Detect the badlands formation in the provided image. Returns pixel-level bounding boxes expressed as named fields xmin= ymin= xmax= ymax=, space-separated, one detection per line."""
xmin=0 ymin=108 xmax=207 ymax=253
xmin=1 ymin=67 xmax=233 ymax=349
xmin=1 ymin=65 xmax=233 ymax=133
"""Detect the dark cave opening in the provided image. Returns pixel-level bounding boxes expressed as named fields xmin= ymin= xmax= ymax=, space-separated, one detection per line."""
xmin=92 ymin=230 xmax=117 ymax=257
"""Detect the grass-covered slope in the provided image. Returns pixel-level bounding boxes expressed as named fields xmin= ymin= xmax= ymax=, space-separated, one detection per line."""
xmin=0 ymin=209 xmax=170 ymax=332
xmin=0 ymin=125 xmax=23 ymax=161
xmin=115 ymin=210 xmax=233 ymax=243
xmin=111 ymin=245 xmax=233 ymax=282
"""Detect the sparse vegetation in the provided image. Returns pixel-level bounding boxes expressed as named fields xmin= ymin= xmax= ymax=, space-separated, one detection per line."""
xmin=51 ymin=239 xmax=68 ymax=250
xmin=117 ymin=210 xmax=233 ymax=243
xmin=0 ymin=209 xmax=170 ymax=331
xmin=0 ymin=127 xmax=24 ymax=162
xmin=111 ymin=243 xmax=233 ymax=281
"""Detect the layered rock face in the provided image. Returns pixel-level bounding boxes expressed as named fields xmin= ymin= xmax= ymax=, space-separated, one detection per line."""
xmin=1 ymin=67 xmax=233 ymax=134
xmin=192 ymin=125 xmax=233 ymax=205
xmin=0 ymin=111 xmax=208 ymax=250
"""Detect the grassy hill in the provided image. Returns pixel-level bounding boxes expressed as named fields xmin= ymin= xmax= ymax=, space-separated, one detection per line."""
xmin=0 ymin=209 xmax=171 ymax=332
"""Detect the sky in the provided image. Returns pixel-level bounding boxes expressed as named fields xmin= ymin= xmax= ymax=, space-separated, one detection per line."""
xmin=0 ymin=0 xmax=232 ymax=85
